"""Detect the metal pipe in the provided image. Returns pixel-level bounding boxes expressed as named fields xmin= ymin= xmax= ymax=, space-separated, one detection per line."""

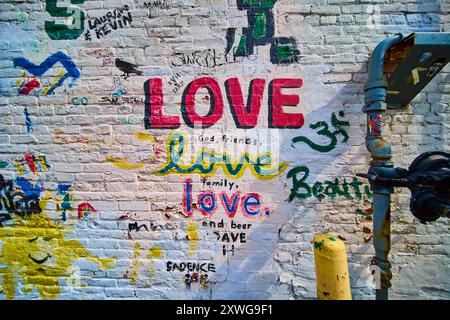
xmin=363 ymin=33 xmax=404 ymax=300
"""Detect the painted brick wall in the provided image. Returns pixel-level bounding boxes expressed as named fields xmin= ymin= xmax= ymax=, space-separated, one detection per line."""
xmin=0 ymin=0 xmax=448 ymax=300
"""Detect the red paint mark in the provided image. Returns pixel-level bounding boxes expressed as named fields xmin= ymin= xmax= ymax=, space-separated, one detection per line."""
xmin=145 ymin=78 xmax=181 ymax=129
xmin=364 ymin=235 xmax=373 ymax=243
xmin=225 ymin=78 xmax=265 ymax=128
xmin=362 ymin=226 xmax=372 ymax=234
xmin=241 ymin=193 xmax=262 ymax=218
xmin=197 ymin=191 xmax=217 ymax=216
xmin=145 ymin=77 xmax=305 ymax=129
xmin=154 ymin=146 xmax=162 ymax=159
xmin=219 ymin=191 xmax=241 ymax=218
xmin=24 ymin=153 xmax=38 ymax=173
xmin=20 ymin=79 xmax=41 ymax=95
xmin=269 ymin=78 xmax=304 ymax=128
xmin=77 ymin=202 xmax=96 ymax=219
xmin=182 ymin=77 xmax=224 ymax=128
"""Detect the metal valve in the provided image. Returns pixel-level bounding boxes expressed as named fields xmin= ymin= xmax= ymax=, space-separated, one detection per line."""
xmin=358 ymin=151 xmax=450 ymax=223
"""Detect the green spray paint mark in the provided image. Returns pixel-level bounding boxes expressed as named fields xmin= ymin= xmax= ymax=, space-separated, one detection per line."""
xmin=355 ymin=204 xmax=373 ymax=217
xmin=291 ymin=111 xmax=350 ymax=153
xmin=18 ymin=9 xmax=29 ymax=23
xmin=0 ymin=162 xmax=8 ymax=169
xmin=328 ymin=237 xmax=336 ymax=242
xmin=287 ymin=166 xmax=372 ymax=203
xmin=226 ymin=0 xmax=299 ymax=65
xmin=236 ymin=32 xmax=249 ymax=57
xmin=314 ymin=241 xmax=324 ymax=251
xmin=242 ymin=0 xmax=277 ymax=8
xmin=45 ymin=0 xmax=85 ymax=40
xmin=276 ymin=44 xmax=294 ymax=63
xmin=253 ymin=12 xmax=267 ymax=40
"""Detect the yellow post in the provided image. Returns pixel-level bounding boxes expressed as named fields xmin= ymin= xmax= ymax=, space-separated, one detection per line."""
xmin=313 ymin=234 xmax=352 ymax=300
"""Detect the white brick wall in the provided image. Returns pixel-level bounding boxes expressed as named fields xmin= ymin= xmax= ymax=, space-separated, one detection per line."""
xmin=0 ymin=0 xmax=448 ymax=300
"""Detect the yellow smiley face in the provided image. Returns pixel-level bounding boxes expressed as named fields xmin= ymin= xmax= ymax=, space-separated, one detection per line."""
xmin=0 ymin=214 xmax=115 ymax=300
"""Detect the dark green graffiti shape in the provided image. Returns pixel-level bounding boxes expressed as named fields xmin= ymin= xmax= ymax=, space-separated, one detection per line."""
xmin=286 ymin=165 xmax=372 ymax=203
xmin=314 ymin=241 xmax=324 ymax=251
xmin=226 ymin=0 xmax=299 ymax=65
xmin=45 ymin=0 xmax=85 ymax=40
xmin=291 ymin=111 xmax=350 ymax=153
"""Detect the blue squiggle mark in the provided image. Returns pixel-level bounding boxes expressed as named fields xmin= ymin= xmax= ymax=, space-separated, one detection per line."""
xmin=57 ymin=183 xmax=71 ymax=196
xmin=24 ymin=107 xmax=32 ymax=133
xmin=13 ymin=51 xmax=80 ymax=95
xmin=15 ymin=177 xmax=43 ymax=198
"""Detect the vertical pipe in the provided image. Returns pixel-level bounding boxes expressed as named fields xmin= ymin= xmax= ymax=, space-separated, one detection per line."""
xmin=364 ymin=33 xmax=404 ymax=300
xmin=372 ymin=193 xmax=392 ymax=300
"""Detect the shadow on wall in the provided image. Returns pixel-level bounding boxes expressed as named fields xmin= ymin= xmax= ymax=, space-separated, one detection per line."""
xmin=200 ymin=67 xmax=374 ymax=300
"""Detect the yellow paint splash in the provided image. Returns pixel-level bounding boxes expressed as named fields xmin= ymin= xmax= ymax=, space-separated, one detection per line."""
xmin=16 ymin=71 xmax=27 ymax=87
xmin=14 ymin=162 xmax=25 ymax=176
xmin=106 ymin=132 xmax=158 ymax=170
xmin=147 ymin=246 xmax=163 ymax=259
xmin=186 ymin=222 xmax=199 ymax=257
xmin=146 ymin=246 xmax=163 ymax=286
xmin=106 ymin=156 xmax=147 ymax=170
xmin=0 ymin=214 xmax=115 ymax=300
xmin=133 ymin=132 xmax=156 ymax=144
xmin=38 ymin=156 xmax=49 ymax=172
xmin=129 ymin=242 xmax=142 ymax=285
xmin=41 ymin=70 xmax=67 ymax=95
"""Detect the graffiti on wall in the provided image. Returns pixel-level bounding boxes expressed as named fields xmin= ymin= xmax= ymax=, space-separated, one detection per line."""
xmin=115 ymin=58 xmax=143 ymax=79
xmin=167 ymin=72 xmax=185 ymax=94
xmin=286 ymin=111 xmax=373 ymax=230
xmin=143 ymin=0 xmax=173 ymax=10
xmin=203 ymin=219 xmax=252 ymax=257
xmin=144 ymin=77 xmax=304 ymax=129
xmin=125 ymin=243 xmax=164 ymax=287
xmin=287 ymin=167 xmax=372 ymax=203
xmin=0 ymin=214 xmax=115 ymax=299
xmin=15 ymin=153 xmax=49 ymax=176
xmin=286 ymin=112 xmax=364 ymax=202
xmin=45 ymin=0 xmax=85 ymax=40
xmin=100 ymin=76 xmax=145 ymax=105
xmin=167 ymin=261 xmax=214 ymax=289
xmin=84 ymin=5 xmax=132 ymax=41
xmin=1 ymin=151 xmax=115 ymax=299
xmin=0 ymin=174 xmax=41 ymax=225
xmin=24 ymin=107 xmax=32 ymax=133
xmin=81 ymin=47 xmax=115 ymax=66
xmin=171 ymin=49 xmax=238 ymax=68
xmin=183 ymin=179 xmax=272 ymax=218
xmin=155 ymin=132 xmax=288 ymax=179
xmin=77 ymin=202 xmax=96 ymax=219
xmin=14 ymin=51 xmax=80 ymax=96
xmin=108 ymin=131 xmax=287 ymax=179
xmin=0 ymin=0 xmax=403 ymax=299
xmin=291 ymin=111 xmax=350 ymax=152
xmin=226 ymin=0 xmax=300 ymax=64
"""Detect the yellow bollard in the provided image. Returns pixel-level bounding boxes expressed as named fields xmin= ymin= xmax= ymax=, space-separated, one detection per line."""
xmin=313 ymin=234 xmax=352 ymax=300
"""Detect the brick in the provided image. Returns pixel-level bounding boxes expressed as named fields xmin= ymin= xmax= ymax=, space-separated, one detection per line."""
xmin=0 ymin=0 xmax=448 ymax=302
